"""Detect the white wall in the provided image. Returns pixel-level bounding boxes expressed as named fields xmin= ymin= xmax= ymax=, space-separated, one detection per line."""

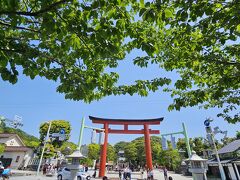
xmin=3 ymin=151 xmax=25 ymax=169
xmin=5 ymin=137 xmax=23 ymax=146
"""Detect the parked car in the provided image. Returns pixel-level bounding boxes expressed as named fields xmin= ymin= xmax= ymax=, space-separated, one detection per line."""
xmin=57 ymin=167 xmax=91 ymax=180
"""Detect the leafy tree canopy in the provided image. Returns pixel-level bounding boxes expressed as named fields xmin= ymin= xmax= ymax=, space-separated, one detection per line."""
xmin=124 ymin=136 xmax=162 ymax=166
xmin=87 ymin=143 xmax=100 ymax=160
xmin=0 ymin=0 xmax=239 ymax=123
xmin=114 ymin=141 xmax=129 ymax=153
xmin=0 ymin=144 xmax=5 ymax=154
xmin=107 ymin=144 xmax=117 ymax=162
xmin=59 ymin=141 xmax=77 ymax=155
xmin=236 ymin=131 xmax=240 ymax=140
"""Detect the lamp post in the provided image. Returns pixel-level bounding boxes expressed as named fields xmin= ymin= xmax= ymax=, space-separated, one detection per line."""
xmin=204 ymin=118 xmax=226 ymax=180
xmin=187 ymin=151 xmax=208 ymax=180
xmin=37 ymin=121 xmax=52 ymax=176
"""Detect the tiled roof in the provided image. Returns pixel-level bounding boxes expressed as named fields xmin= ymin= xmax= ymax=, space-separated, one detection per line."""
xmin=5 ymin=146 xmax=32 ymax=152
xmin=0 ymin=133 xmax=25 ymax=146
xmin=207 ymin=159 xmax=234 ymax=165
xmin=218 ymin=139 xmax=240 ymax=154
xmin=0 ymin=133 xmax=16 ymax=138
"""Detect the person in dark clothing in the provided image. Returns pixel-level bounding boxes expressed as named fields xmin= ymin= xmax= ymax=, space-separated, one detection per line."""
xmin=92 ymin=170 xmax=96 ymax=178
xmin=163 ymin=167 xmax=168 ymax=180
xmin=119 ymin=170 xmax=122 ymax=179
xmin=85 ymin=166 xmax=88 ymax=172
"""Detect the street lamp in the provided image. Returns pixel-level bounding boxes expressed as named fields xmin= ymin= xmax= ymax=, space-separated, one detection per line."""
xmin=204 ymin=118 xmax=226 ymax=180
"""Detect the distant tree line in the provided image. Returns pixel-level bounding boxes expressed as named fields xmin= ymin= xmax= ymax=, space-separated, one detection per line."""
xmin=85 ymin=132 xmax=240 ymax=170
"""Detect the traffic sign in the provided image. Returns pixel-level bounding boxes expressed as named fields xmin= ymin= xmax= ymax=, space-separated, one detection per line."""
xmin=59 ymin=134 xmax=66 ymax=141
xmin=52 ymin=133 xmax=60 ymax=137
xmin=204 ymin=119 xmax=210 ymax=127
xmin=50 ymin=133 xmax=66 ymax=141
xmin=60 ymin=128 xmax=65 ymax=134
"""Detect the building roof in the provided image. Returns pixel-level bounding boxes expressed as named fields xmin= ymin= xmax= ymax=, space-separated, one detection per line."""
xmin=5 ymin=146 xmax=32 ymax=152
xmin=0 ymin=133 xmax=16 ymax=138
xmin=186 ymin=151 xmax=207 ymax=161
xmin=218 ymin=139 xmax=240 ymax=154
xmin=0 ymin=133 xmax=25 ymax=146
xmin=66 ymin=150 xmax=86 ymax=158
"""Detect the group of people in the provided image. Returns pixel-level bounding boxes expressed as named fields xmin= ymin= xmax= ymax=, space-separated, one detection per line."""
xmin=118 ymin=166 xmax=132 ymax=180
xmin=97 ymin=166 xmax=174 ymax=180
xmin=42 ymin=163 xmax=58 ymax=175
xmin=146 ymin=168 xmax=154 ymax=180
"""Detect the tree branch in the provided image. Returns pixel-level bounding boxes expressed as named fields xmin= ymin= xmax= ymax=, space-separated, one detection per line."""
xmin=55 ymin=11 xmax=95 ymax=58
xmin=0 ymin=20 xmax=39 ymax=32
xmin=0 ymin=0 xmax=70 ymax=16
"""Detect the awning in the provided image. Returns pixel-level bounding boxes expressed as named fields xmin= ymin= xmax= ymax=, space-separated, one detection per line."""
xmin=207 ymin=159 xmax=235 ymax=166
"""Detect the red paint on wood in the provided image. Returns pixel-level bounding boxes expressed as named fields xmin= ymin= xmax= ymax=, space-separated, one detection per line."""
xmin=99 ymin=123 xmax=108 ymax=177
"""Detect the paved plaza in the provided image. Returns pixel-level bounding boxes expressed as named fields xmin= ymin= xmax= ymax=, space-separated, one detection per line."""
xmin=10 ymin=169 xmax=193 ymax=180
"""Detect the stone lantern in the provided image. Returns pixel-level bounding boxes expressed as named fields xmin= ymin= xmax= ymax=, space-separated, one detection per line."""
xmin=66 ymin=149 xmax=85 ymax=180
xmin=186 ymin=151 xmax=208 ymax=180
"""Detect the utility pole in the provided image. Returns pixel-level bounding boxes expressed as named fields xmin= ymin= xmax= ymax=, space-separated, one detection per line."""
xmin=37 ymin=121 xmax=52 ymax=176
xmin=77 ymin=117 xmax=85 ymax=150
xmin=77 ymin=117 xmax=105 ymax=150
xmin=161 ymin=123 xmax=194 ymax=180
xmin=212 ymin=133 xmax=226 ymax=180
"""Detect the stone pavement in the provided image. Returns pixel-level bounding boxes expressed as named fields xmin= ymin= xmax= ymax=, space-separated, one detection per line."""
xmin=10 ymin=169 xmax=193 ymax=180
xmin=106 ymin=169 xmax=193 ymax=180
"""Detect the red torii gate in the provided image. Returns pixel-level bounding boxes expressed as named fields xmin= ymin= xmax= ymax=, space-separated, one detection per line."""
xmin=89 ymin=116 xmax=163 ymax=177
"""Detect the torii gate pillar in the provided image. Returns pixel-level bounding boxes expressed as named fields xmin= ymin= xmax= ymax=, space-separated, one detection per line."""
xmin=99 ymin=123 xmax=109 ymax=177
xmin=144 ymin=124 xmax=153 ymax=169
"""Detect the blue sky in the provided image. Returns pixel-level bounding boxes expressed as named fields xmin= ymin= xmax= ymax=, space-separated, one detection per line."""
xmin=0 ymin=50 xmax=239 ymax=145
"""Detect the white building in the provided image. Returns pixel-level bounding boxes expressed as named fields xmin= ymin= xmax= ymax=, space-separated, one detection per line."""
xmin=0 ymin=133 xmax=33 ymax=169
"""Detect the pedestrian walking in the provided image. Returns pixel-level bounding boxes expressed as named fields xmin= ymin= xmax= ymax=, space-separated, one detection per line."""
xmin=140 ymin=168 xmax=144 ymax=179
xmin=119 ymin=170 xmax=122 ymax=180
xmin=163 ymin=167 xmax=168 ymax=180
xmin=147 ymin=169 xmax=151 ymax=180
xmin=92 ymin=170 xmax=96 ymax=178
xmin=2 ymin=166 xmax=11 ymax=180
xmin=149 ymin=169 xmax=154 ymax=180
